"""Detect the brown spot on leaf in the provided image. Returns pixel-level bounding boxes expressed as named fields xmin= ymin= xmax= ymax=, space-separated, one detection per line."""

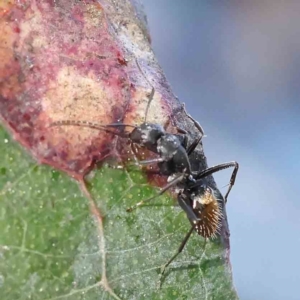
xmin=0 ymin=0 xmax=174 ymax=179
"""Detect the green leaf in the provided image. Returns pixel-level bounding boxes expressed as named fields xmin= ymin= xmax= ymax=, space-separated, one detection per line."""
xmin=0 ymin=125 xmax=238 ymax=300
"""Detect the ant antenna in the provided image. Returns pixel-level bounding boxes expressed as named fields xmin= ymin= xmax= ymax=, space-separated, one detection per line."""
xmin=135 ymin=59 xmax=155 ymax=123
xmin=49 ymin=120 xmax=136 ymax=138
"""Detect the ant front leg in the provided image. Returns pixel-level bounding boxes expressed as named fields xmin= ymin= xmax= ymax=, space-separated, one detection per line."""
xmin=127 ymin=146 xmax=165 ymax=167
xmin=186 ymin=136 xmax=202 ymax=156
xmin=181 ymin=104 xmax=205 ymax=156
xmin=181 ymin=103 xmax=205 ymax=138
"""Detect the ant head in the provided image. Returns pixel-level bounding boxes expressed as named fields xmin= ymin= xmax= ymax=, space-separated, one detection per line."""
xmin=130 ymin=123 xmax=164 ymax=146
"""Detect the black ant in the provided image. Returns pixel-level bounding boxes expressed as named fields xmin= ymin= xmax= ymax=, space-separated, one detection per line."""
xmin=49 ymin=59 xmax=239 ymax=282
xmin=49 ymin=57 xmax=238 ymax=214
xmin=49 ymin=59 xmax=207 ymax=197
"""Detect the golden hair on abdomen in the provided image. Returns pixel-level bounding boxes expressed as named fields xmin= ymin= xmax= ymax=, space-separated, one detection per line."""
xmin=194 ymin=187 xmax=223 ymax=238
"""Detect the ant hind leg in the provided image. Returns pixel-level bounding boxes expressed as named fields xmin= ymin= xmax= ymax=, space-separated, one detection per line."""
xmin=126 ymin=173 xmax=185 ymax=212
xmin=158 ymin=225 xmax=195 ymax=289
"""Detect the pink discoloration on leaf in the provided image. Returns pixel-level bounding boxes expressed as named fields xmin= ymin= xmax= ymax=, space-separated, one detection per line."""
xmin=0 ymin=0 xmax=176 ymax=178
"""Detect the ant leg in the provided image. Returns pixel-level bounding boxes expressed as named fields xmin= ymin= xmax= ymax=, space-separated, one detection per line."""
xmin=180 ymin=135 xmax=188 ymax=148
xmin=126 ymin=173 xmax=185 ymax=212
xmin=193 ymin=161 xmax=239 ymax=203
xmin=130 ymin=143 xmax=140 ymax=162
xmin=181 ymin=103 xmax=205 ymax=137
xmin=128 ymin=144 xmax=160 ymax=168
xmin=223 ymin=162 xmax=239 ymax=203
xmin=176 ymin=127 xmax=188 ymax=134
xmin=169 ymin=105 xmax=204 ymax=156
xmin=181 ymin=104 xmax=205 ymax=156
xmin=164 ymin=120 xmax=189 ymax=136
xmin=173 ymin=125 xmax=202 ymax=156
xmin=159 ymin=225 xmax=195 ymax=288
xmin=137 ymin=157 xmax=164 ymax=166
xmin=178 ymin=194 xmax=201 ymax=224
xmin=186 ymin=136 xmax=202 ymax=156
xmin=127 ymin=157 xmax=164 ymax=168
xmin=163 ymin=104 xmax=204 ymax=147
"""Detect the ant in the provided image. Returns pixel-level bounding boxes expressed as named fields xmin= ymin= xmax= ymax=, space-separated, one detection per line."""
xmin=49 ymin=59 xmax=239 ymax=281
xmin=49 ymin=59 xmax=208 ymax=200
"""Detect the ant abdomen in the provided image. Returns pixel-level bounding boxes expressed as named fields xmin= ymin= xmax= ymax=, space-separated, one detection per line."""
xmin=191 ymin=185 xmax=223 ymax=238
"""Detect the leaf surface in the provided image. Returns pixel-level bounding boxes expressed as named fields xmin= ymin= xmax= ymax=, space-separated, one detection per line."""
xmin=0 ymin=125 xmax=238 ymax=300
xmin=0 ymin=1 xmax=238 ymax=299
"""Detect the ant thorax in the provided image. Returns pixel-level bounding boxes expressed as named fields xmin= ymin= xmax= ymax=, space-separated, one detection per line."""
xmin=157 ymin=134 xmax=181 ymax=160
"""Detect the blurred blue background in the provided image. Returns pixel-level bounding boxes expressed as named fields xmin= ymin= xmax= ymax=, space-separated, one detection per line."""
xmin=142 ymin=1 xmax=300 ymax=299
